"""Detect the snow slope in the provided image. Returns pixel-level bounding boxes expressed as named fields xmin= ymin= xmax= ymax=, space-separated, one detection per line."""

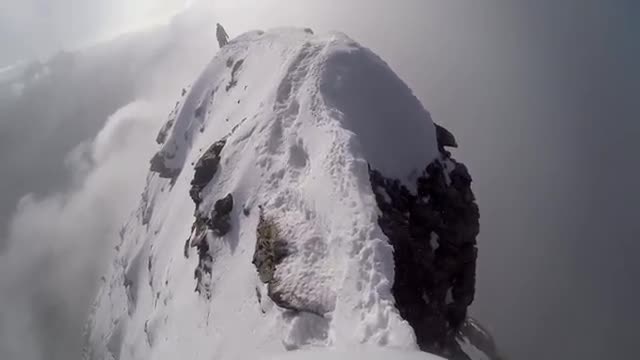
xmin=84 ymin=28 xmax=441 ymax=360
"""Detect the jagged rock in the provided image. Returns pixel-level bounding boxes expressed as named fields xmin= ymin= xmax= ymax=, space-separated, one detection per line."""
xmin=186 ymin=139 xmax=228 ymax=298
xmin=188 ymin=194 xmax=234 ymax=297
xmin=252 ymin=210 xmax=310 ymax=313
xmin=189 ymin=139 xmax=226 ymax=205
xmin=214 ymin=193 xmax=234 ymax=215
xmin=210 ymin=194 xmax=234 ymax=236
xmin=149 ymin=152 xmax=180 ymax=179
xmin=186 ymin=212 xmax=213 ymax=297
xmin=252 ymin=210 xmax=289 ymax=284
xmin=155 ymin=119 xmax=175 ymax=144
xmin=193 ymin=237 xmax=212 ymax=298
xmin=188 ymin=213 xmax=209 ymax=248
xmin=369 ymin=149 xmax=480 ymax=360
xmin=435 ymin=123 xmax=458 ymax=150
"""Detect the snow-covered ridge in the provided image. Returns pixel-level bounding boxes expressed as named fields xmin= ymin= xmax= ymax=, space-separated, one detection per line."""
xmin=84 ymin=28 xmax=492 ymax=360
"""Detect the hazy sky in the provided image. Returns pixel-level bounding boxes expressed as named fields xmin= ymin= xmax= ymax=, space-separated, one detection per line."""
xmin=0 ymin=1 xmax=638 ymax=360
xmin=0 ymin=0 xmax=190 ymax=66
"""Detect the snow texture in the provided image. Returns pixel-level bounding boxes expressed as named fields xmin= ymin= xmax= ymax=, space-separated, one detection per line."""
xmin=85 ymin=28 xmax=440 ymax=360
xmin=259 ymin=346 xmax=445 ymax=360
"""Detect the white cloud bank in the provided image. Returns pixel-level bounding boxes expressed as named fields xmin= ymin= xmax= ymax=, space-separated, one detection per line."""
xmin=0 ymin=4 xmax=218 ymax=359
xmin=0 ymin=101 xmax=159 ymax=359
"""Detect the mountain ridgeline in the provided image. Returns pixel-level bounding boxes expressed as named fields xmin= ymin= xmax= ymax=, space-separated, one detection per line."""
xmin=84 ymin=28 xmax=500 ymax=360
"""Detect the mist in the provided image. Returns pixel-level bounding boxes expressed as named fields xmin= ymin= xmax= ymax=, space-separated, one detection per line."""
xmin=0 ymin=0 xmax=191 ymax=66
xmin=0 ymin=1 xmax=638 ymax=359
xmin=0 ymin=4 xmax=218 ymax=360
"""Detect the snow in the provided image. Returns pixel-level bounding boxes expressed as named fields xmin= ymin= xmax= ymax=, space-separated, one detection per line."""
xmin=85 ymin=28 xmax=440 ymax=360
xmin=259 ymin=346 xmax=445 ymax=360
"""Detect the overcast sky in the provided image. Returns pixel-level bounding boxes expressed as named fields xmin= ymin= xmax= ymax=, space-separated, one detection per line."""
xmin=0 ymin=1 xmax=638 ymax=360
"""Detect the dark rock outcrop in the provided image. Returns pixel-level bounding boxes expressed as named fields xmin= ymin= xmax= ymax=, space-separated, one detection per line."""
xmin=226 ymin=59 xmax=244 ymax=92
xmin=155 ymin=119 xmax=175 ymax=145
xmin=369 ymin=125 xmax=480 ymax=360
xmin=149 ymin=152 xmax=180 ymax=180
xmin=210 ymin=194 xmax=234 ymax=236
xmin=252 ymin=207 xmax=299 ymax=312
xmin=435 ymin=123 xmax=458 ymax=151
xmin=252 ymin=208 xmax=289 ymax=284
xmin=189 ymin=139 xmax=226 ymax=205
xmin=185 ymin=139 xmax=230 ymax=298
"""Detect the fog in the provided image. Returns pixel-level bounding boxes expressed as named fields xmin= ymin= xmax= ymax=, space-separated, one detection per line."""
xmin=0 ymin=0 xmax=190 ymax=66
xmin=0 ymin=1 xmax=638 ymax=359
xmin=0 ymin=4 xmax=218 ymax=359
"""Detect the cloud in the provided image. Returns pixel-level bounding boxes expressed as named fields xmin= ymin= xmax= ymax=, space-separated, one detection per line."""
xmin=0 ymin=4 xmax=218 ymax=359
xmin=0 ymin=100 xmax=160 ymax=360
xmin=0 ymin=0 xmax=191 ymax=66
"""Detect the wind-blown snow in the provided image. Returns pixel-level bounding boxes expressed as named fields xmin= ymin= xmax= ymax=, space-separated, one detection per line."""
xmin=85 ymin=28 xmax=439 ymax=360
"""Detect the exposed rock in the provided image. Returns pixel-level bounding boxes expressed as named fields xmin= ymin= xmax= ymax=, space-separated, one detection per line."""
xmin=188 ymin=212 xmax=213 ymax=298
xmin=252 ymin=209 xmax=289 ymax=284
xmin=139 ymin=187 xmax=153 ymax=226
xmin=186 ymin=193 xmax=234 ymax=296
xmin=226 ymin=59 xmax=244 ymax=92
xmin=189 ymin=139 xmax=226 ymax=206
xmin=214 ymin=193 xmax=234 ymax=215
xmin=193 ymin=236 xmax=212 ymax=298
xmin=304 ymin=28 xmax=314 ymax=34
xmin=251 ymin=208 xmax=310 ymax=313
xmin=369 ymin=125 xmax=479 ymax=360
xmin=149 ymin=152 xmax=180 ymax=180
xmin=184 ymin=139 xmax=231 ymax=298
xmin=155 ymin=119 xmax=175 ymax=144
xmin=210 ymin=194 xmax=234 ymax=236
xmin=435 ymin=123 xmax=458 ymax=150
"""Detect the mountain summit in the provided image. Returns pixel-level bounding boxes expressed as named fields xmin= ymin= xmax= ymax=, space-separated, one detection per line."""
xmin=84 ymin=28 xmax=498 ymax=360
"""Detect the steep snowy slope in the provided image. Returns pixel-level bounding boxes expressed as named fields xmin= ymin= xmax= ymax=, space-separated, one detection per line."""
xmin=85 ymin=28 xmax=495 ymax=360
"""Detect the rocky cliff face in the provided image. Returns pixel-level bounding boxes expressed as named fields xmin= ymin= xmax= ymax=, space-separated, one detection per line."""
xmin=369 ymin=125 xmax=484 ymax=360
